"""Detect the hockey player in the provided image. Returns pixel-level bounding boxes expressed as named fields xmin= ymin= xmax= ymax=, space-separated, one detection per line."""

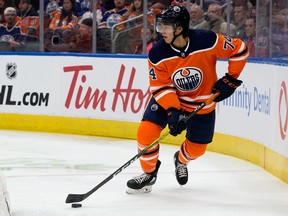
xmin=126 ymin=5 xmax=248 ymax=193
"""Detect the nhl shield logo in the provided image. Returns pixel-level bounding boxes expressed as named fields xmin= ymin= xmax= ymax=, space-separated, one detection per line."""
xmin=6 ymin=63 xmax=17 ymax=79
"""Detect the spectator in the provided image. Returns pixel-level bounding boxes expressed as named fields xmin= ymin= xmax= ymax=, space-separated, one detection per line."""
xmin=0 ymin=7 xmax=27 ymax=48
xmin=17 ymin=0 xmax=39 ymax=38
xmin=198 ymin=0 xmax=227 ymax=11
xmin=272 ymin=0 xmax=287 ymax=14
xmin=247 ymin=0 xmax=254 ymax=14
xmin=17 ymin=0 xmax=38 ymax=17
xmin=69 ymin=17 xmax=93 ymax=52
xmin=0 ymin=0 xmax=5 ymax=23
xmin=80 ymin=0 xmax=91 ymax=12
xmin=249 ymin=0 xmax=255 ymax=7
xmin=45 ymin=17 xmax=93 ymax=53
xmin=78 ymin=2 xmax=106 ymax=26
xmin=95 ymin=0 xmax=129 ymax=53
xmin=49 ymin=0 xmax=78 ymax=31
xmin=14 ymin=0 xmax=39 ymax=11
xmin=243 ymin=16 xmax=256 ymax=57
xmin=232 ymin=4 xmax=248 ymax=39
xmin=75 ymin=0 xmax=91 ymax=17
xmin=189 ymin=3 xmax=206 ymax=30
xmin=134 ymin=24 xmax=156 ymax=54
xmin=117 ymin=0 xmax=154 ymax=31
xmin=282 ymin=9 xmax=288 ymax=56
xmin=95 ymin=2 xmax=107 ymax=24
xmin=257 ymin=35 xmax=269 ymax=58
xmin=0 ymin=0 xmax=16 ymax=23
xmin=202 ymin=3 xmax=224 ymax=33
xmin=271 ymin=7 xmax=288 ymax=57
xmin=45 ymin=0 xmax=60 ymax=16
xmin=250 ymin=5 xmax=256 ymax=17
xmin=219 ymin=22 xmax=236 ymax=37
xmin=117 ymin=0 xmax=155 ymax=54
xmin=98 ymin=0 xmax=129 ymax=29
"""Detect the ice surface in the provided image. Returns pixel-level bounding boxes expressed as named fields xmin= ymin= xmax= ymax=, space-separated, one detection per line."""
xmin=0 ymin=130 xmax=288 ymax=216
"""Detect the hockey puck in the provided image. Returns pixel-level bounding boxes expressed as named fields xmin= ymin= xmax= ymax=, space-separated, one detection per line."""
xmin=71 ymin=203 xmax=82 ymax=208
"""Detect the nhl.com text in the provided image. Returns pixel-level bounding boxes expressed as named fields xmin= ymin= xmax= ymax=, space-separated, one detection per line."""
xmin=0 ymin=85 xmax=49 ymax=107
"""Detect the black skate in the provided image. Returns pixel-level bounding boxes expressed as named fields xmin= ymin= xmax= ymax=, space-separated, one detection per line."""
xmin=126 ymin=160 xmax=161 ymax=194
xmin=174 ymin=151 xmax=188 ymax=185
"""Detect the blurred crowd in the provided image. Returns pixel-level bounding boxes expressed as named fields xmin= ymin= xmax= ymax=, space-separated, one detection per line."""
xmin=0 ymin=0 xmax=287 ymax=59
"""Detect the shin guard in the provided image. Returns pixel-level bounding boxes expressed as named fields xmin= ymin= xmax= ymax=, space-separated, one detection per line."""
xmin=137 ymin=121 xmax=163 ymax=173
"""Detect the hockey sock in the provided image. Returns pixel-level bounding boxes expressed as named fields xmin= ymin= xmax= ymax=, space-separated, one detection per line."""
xmin=179 ymin=139 xmax=208 ymax=163
xmin=137 ymin=120 xmax=162 ymax=173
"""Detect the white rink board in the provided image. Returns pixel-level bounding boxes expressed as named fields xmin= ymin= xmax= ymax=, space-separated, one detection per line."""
xmin=216 ymin=61 xmax=288 ymax=157
xmin=0 ymin=54 xmax=287 ymax=157
xmin=0 ymin=55 xmax=150 ymax=122
xmin=216 ymin=62 xmax=275 ymax=151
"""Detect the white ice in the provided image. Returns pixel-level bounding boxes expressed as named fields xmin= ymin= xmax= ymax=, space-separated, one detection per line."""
xmin=0 ymin=130 xmax=288 ymax=216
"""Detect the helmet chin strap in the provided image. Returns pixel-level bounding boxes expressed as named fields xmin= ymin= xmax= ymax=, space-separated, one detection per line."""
xmin=169 ymin=27 xmax=182 ymax=45
xmin=170 ymin=33 xmax=181 ymax=45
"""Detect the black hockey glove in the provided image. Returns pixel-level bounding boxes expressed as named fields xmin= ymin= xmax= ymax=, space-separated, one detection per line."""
xmin=167 ymin=108 xmax=187 ymax=136
xmin=212 ymin=73 xmax=242 ymax=102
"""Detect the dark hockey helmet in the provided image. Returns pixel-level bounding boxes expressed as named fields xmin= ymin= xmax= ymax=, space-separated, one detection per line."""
xmin=158 ymin=5 xmax=190 ymax=30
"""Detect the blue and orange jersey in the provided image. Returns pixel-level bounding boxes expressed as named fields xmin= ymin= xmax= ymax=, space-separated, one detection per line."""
xmin=148 ymin=29 xmax=248 ymax=114
xmin=0 ymin=21 xmax=28 ymax=43
xmin=99 ymin=6 xmax=130 ymax=28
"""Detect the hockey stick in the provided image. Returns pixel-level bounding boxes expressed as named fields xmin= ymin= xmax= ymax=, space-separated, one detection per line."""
xmin=65 ymin=92 xmax=219 ymax=204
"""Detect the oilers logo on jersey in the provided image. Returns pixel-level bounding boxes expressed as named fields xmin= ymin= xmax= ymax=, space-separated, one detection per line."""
xmin=106 ymin=13 xmax=122 ymax=28
xmin=0 ymin=35 xmax=15 ymax=43
xmin=172 ymin=67 xmax=202 ymax=92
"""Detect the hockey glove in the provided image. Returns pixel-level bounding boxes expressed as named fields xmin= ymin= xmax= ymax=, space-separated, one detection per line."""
xmin=167 ymin=108 xmax=187 ymax=136
xmin=212 ymin=73 xmax=242 ymax=102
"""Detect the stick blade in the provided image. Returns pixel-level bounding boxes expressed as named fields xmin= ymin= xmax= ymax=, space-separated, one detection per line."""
xmin=65 ymin=194 xmax=85 ymax=203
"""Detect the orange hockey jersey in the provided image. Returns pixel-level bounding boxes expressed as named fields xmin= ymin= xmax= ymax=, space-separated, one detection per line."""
xmin=20 ymin=16 xmax=39 ymax=35
xmin=49 ymin=10 xmax=78 ymax=30
xmin=148 ymin=29 xmax=248 ymax=114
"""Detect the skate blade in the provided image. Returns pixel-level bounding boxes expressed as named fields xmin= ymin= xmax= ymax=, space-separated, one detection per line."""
xmin=126 ymin=186 xmax=152 ymax=194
